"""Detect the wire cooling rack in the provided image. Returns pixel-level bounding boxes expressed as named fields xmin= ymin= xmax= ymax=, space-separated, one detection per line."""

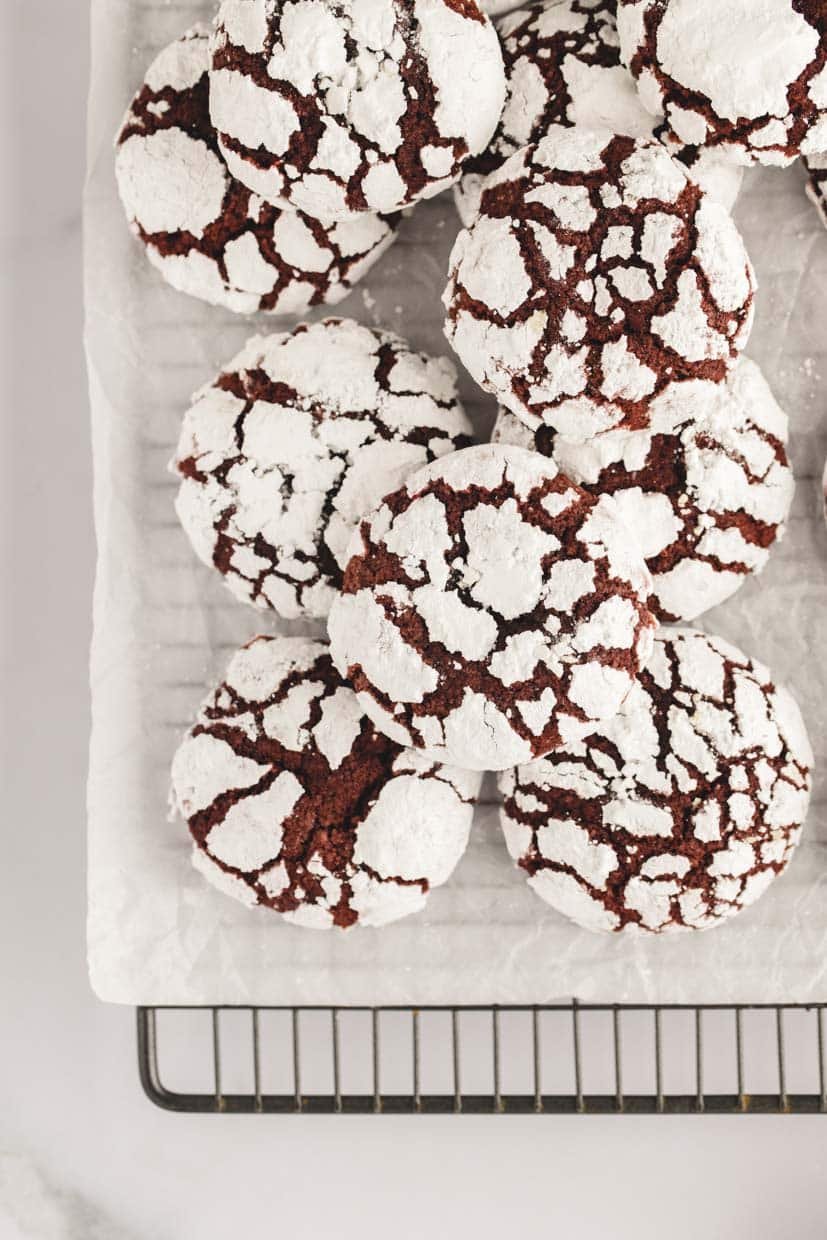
xmin=137 ymin=1002 xmax=827 ymax=1114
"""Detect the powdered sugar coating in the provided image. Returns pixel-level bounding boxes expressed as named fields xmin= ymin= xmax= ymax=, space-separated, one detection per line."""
xmin=444 ymin=127 xmax=755 ymax=438
xmin=173 ymin=318 xmax=473 ymax=620
xmin=499 ymin=627 xmax=813 ymax=933
xmin=171 ymin=636 xmax=480 ymax=928
xmin=454 ymin=0 xmax=741 ymax=227
xmin=493 ymin=356 xmax=794 ymax=622
xmin=328 ymin=443 xmax=656 ymax=771
xmin=115 ymin=26 xmax=399 ymax=315
xmin=657 ymin=128 xmax=743 ymax=214
xmin=617 ymin=0 xmax=827 ymax=167
xmin=208 ymin=0 xmax=506 ymax=220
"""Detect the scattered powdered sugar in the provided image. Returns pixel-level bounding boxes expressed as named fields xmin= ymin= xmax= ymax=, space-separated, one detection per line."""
xmin=115 ymin=26 xmax=399 ymax=315
xmin=499 ymin=627 xmax=813 ymax=934
xmin=171 ymin=635 xmax=480 ymax=928
xmin=493 ymin=356 xmax=795 ymax=622
xmin=327 ymin=443 xmax=656 ymax=771
xmin=454 ymin=0 xmax=741 ymax=228
xmin=617 ymin=0 xmax=827 ymax=166
xmin=173 ymin=318 xmax=473 ymax=620
xmin=209 ymin=0 xmax=506 ymax=219
xmin=444 ymin=127 xmax=755 ymax=439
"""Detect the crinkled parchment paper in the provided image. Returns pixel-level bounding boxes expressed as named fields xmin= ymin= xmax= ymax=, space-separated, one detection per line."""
xmin=86 ymin=0 xmax=827 ymax=1004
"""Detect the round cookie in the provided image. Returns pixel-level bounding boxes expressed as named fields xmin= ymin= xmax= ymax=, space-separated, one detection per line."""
xmin=499 ymin=627 xmax=813 ymax=933
xmin=171 ymin=636 xmax=480 ymax=928
xmin=173 ymin=318 xmax=473 ymax=620
xmin=493 ymin=357 xmax=795 ymax=622
xmin=115 ymin=26 xmax=399 ymax=315
xmin=454 ymin=0 xmax=742 ymax=227
xmin=327 ymin=443 xmax=657 ymax=771
xmin=617 ymin=0 xmax=827 ymax=167
xmin=443 ymin=127 xmax=755 ymax=438
xmin=208 ymin=0 xmax=506 ymax=220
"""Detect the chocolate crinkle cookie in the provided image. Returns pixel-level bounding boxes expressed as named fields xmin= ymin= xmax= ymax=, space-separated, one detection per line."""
xmin=208 ymin=0 xmax=507 ymax=220
xmin=115 ymin=26 xmax=399 ymax=315
xmin=171 ymin=636 xmax=480 ymax=928
xmin=499 ymin=628 xmax=813 ymax=933
xmin=455 ymin=0 xmax=741 ymax=228
xmin=617 ymin=0 xmax=827 ymax=167
xmin=443 ymin=127 xmax=755 ymax=439
xmin=328 ymin=443 xmax=656 ymax=772
xmin=493 ymin=357 xmax=795 ymax=622
xmin=173 ymin=318 xmax=473 ymax=620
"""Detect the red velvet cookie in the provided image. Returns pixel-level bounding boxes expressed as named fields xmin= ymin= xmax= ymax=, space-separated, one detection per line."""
xmin=115 ymin=26 xmax=398 ymax=314
xmin=455 ymin=0 xmax=741 ymax=227
xmin=500 ymin=627 xmax=813 ymax=933
xmin=208 ymin=0 xmax=506 ymax=219
xmin=493 ymin=357 xmax=794 ymax=622
xmin=328 ymin=443 xmax=656 ymax=771
xmin=173 ymin=318 xmax=473 ymax=619
xmin=617 ymin=0 xmax=827 ymax=167
xmin=171 ymin=636 xmax=480 ymax=928
xmin=443 ymin=127 xmax=755 ymax=439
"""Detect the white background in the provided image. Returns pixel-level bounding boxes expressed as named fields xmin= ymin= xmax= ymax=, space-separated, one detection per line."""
xmin=3 ymin=2 xmax=827 ymax=1236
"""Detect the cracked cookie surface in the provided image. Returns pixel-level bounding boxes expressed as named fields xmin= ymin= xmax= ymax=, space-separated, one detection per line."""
xmin=617 ymin=0 xmax=827 ymax=166
xmin=443 ymin=127 xmax=755 ymax=438
xmin=493 ymin=357 xmax=794 ymax=622
xmin=455 ymin=0 xmax=741 ymax=227
xmin=208 ymin=0 xmax=506 ymax=219
xmin=115 ymin=26 xmax=399 ymax=314
xmin=328 ymin=442 xmax=656 ymax=771
xmin=172 ymin=636 xmax=480 ymax=927
xmin=499 ymin=627 xmax=813 ymax=933
xmin=173 ymin=318 xmax=473 ymax=620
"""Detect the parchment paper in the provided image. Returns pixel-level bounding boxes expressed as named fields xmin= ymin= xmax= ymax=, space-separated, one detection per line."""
xmin=86 ymin=0 xmax=827 ymax=1005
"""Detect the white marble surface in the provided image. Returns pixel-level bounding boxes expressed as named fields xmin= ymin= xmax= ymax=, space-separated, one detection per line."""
xmin=4 ymin=2 xmax=827 ymax=1237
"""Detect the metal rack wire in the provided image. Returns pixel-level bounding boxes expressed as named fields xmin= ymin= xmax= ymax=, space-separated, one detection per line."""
xmin=137 ymin=1003 xmax=827 ymax=1114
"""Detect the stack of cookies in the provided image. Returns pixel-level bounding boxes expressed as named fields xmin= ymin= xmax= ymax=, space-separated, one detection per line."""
xmin=114 ymin=4 xmax=505 ymax=313
xmin=117 ymin=0 xmax=819 ymax=936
